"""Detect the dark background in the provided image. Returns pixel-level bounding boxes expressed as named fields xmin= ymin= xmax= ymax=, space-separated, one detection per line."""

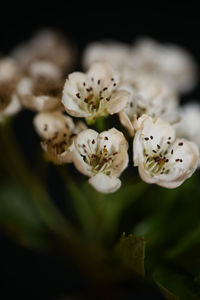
xmin=1 ymin=2 xmax=200 ymax=299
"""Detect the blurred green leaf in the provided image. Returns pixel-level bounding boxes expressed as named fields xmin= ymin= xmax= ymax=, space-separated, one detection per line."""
xmin=166 ymin=226 xmax=200 ymax=259
xmin=0 ymin=181 xmax=51 ymax=251
xmin=115 ymin=233 xmax=146 ymax=276
xmin=154 ymin=267 xmax=200 ymax=300
xmin=156 ymin=281 xmax=180 ymax=300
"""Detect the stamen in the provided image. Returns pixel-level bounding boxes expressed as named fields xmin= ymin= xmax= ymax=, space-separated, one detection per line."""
xmin=43 ymin=124 xmax=48 ymax=131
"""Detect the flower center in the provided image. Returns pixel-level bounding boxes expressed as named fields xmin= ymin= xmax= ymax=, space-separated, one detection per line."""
xmin=78 ymin=136 xmax=118 ymax=175
xmin=143 ymin=136 xmax=184 ymax=176
xmin=34 ymin=77 xmax=63 ymax=98
xmin=75 ymin=76 xmax=117 ymax=119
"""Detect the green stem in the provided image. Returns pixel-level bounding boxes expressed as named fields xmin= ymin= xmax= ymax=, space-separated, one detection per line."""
xmin=58 ymin=166 xmax=98 ymax=238
xmin=95 ymin=116 xmax=105 ymax=132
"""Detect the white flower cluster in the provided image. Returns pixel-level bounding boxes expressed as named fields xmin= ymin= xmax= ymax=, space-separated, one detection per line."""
xmin=1 ymin=31 xmax=200 ymax=193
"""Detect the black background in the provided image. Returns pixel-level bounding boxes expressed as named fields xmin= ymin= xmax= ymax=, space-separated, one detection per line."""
xmin=1 ymin=2 xmax=200 ymax=299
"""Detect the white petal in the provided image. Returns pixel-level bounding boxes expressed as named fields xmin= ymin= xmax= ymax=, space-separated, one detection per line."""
xmin=33 ymin=111 xmax=74 ymax=140
xmin=62 ymin=72 xmax=91 ymax=118
xmin=73 ymin=121 xmax=87 ymax=135
xmin=175 ymin=103 xmax=200 ymax=149
xmin=99 ymin=128 xmax=128 ymax=153
xmin=112 ymin=148 xmax=129 ymax=177
xmin=44 ymin=147 xmax=73 ymax=165
xmin=29 ymin=60 xmax=62 ymax=80
xmin=135 ymin=137 xmax=199 ymax=189
xmin=82 ymin=42 xmax=130 ymax=70
xmin=25 ymin=95 xmax=60 ymax=111
xmin=2 ymin=94 xmax=21 ymax=116
xmin=72 ymin=129 xmax=99 ymax=176
xmin=0 ymin=58 xmax=18 ymax=82
xmin=17 ymin=77 xmax=33 ymax=95
xmin=107 ymin=89 xmax=130 ymax=114
xmin=88 ymin=173 xmax=121 ymax=193
xmin=119 ymin=111 xmax=135 ymax=137
xmin=12 ymin=29 xmax=73 ymax=72
xmin=135 ymin=115 xmax=176 ymax=150
xmin=99 ymin=128 xmax=129 ymax=177
xmin=87 ymin=63 xmax=120 ymax=88
xmin=74 ymin=129 xmax=99 ymax=150
xmin=165 ymin=139 xmax=199 ymax=182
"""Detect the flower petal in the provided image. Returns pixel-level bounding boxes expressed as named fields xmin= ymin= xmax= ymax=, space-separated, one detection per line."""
xmin=88 ymin=173 xmax=121 ymax=193
xmin=107 ymin=90 xmax=130 ymax=114
xmin=87 ymin=62 xmax=120 ymax=88
xmin=72 ymin=129 xmax=99 ymax=176
xmin=99 ymin=128 xmax=128 ymax=153
xmin=135 ymin=115 xmax=176 ymax=150
xmin=62 ymin=72 xmax=91 ymax=118
xmin=29 ymin=60 xmax=62 ymax=80
xmin=33 ymin=111 xmax=74 ymax=141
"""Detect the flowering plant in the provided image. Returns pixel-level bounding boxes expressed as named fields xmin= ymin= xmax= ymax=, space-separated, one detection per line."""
xmin=1 ymin=29 xmax=200 ymax=299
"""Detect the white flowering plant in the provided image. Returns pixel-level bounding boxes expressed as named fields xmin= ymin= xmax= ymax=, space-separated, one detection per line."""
xmin=1 ymin=29 xmax=200 ymax=299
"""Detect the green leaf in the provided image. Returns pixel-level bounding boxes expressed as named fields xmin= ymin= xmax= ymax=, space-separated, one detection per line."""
xmin=156 ymin=281 xmax=180 ymax=300
xmin=115 ymin=233 xmax=146 ymax=276
xmin=0 ymin=182 xmax=50 ymax=251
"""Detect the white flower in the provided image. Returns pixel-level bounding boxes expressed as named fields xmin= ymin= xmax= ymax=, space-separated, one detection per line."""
xmin=72 ymin=128 xmax=129 ymax=193
xmin=0 ymin=58 xmax=21 ymax=122
xmin=0 ymin=58 xmax=19 ymax=82
xmin=119 ymin=78 xmax=178 ymax=136
xmin=12 ymin=29 xmax=74 ymax=73
xmin=175 ymin=103 xmax=200 ymax=166
xmin=33 ymin=111 xmax=86 ymax=164
xmin=28 ymin=60 xmax=62 ymax=80
xmin=130 ymin=38 xmax=197 ymax=93
xmin=17 ymin=76 xmax=63 ymax=112
xmin=82 ymin=42 xmax=130 ymax=71
xmin=62 ymin=63 xmax=130 ymax=123
xmin=133 ymin=115 xmax=199 ymax=188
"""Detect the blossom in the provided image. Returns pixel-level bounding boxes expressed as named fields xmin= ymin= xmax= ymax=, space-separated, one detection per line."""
xmin=62 ymin=63 xmax=130 ymax=123
xmin=133 ymin=115 xmax=199 ymax=188
xmin=82 ymin=42 xmax=130 ymax=71
xmin=175 ymin=103 xmax=200 ymax=166
xmin=12 ymin=29 xmax=75 ymax=73
xmin=71 ymin=128 xmax=129 ymax=193
xmin=119 ymin=77 xmax=178 ymax=136
xmin=130 ymin=38 xmax=197 ymax=93
xmin=33 ymin=111 xmax=86 ymax=164
xmin=17 ymin=74 xmax=63 ymax=112
xmin=28 ymin=60 xmax=62 ymax=80
xmin=0 ymin=58 xmax=21 ymax=122
xmin=0 ymin=58 xmax=19 ymax=82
